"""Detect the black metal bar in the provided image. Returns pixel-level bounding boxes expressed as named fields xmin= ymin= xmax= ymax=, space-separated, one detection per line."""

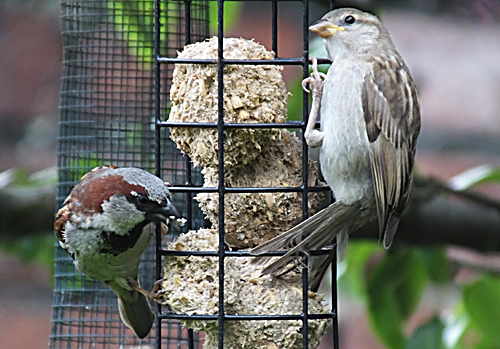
xmin=184 ymin=1 xmax=194 ymax=233
xmin=156 ymin=57 xmax=304 ymax=65
xmin=153 ymin=1 xmax=162 ymax=348
xmin=158 ymin=313 xmax=334 ymax=321
xmin=160 ymin=248 xmax=333 ymax=258
xmin=217 ymin=2 xmax=226 ymax=349
xmin=185 ymin=1 xmax=191 ymax=45
xmin=157 ymin=121 xmax=305 ymax=128
xmin=302 ymin=0 xmax=311 ymax=223
xmin=271 ymin=1 xmax=278 ymax=54
xmin=331 ymin=246 xmax=340 ymax=349
xmin=302 ymin=1 xmax=311 ymax=348
xmin=188 ymin=328 xmax=195 ymax=349
xmin=167 ymin=185 xmax=330 ymax=194
xmin=302 ymin=257 xmax=310 ymax=349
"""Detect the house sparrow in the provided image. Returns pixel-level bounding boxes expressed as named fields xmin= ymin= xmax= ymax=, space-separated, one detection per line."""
xmin=54 ymin=166 xmax=179 ymax=338
xmin=251 ymin=8 xmax=421 ymax=291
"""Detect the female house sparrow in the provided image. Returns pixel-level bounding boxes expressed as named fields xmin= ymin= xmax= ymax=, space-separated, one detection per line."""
xmin=55 ymin=166 xmax=179 ymax=338
xmin=251 ymin=8 xmax=421 ymax=290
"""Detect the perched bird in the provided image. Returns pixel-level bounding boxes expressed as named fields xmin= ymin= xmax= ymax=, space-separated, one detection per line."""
xmin=251 ymin=8 xmax=421 ymax=291
xmin=54 ymin=166 xmax=179 ymax=338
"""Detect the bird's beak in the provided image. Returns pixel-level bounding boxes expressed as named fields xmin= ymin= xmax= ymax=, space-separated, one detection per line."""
xmin=309 ymin=19 xmax=345 ymax=38
xmin=148 ymin=200 xmax=180 ymax=222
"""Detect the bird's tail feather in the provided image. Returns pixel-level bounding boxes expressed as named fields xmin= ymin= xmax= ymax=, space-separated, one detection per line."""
xmin=108 ymin=281 xmax=155 ymax=339
xmin=250 ymin=201 xmax=360 ymax=283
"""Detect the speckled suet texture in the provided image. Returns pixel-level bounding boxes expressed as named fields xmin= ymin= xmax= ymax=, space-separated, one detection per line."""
xmin=160 ymin=229 xmax=330 ymax=349
xmin=168 ymin=37 xmax=288 ymax=168
xmin=196 ymin=129 xmax=325 ymax=248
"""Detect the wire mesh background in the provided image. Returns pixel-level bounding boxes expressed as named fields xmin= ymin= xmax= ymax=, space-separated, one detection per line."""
xmin=51 ymin=0 xmax=337 ymax=348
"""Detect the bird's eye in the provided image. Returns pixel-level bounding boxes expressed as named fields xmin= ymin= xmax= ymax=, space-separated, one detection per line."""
xmin=137 ymin=196 xmax=149 ymax=206
xmin=344 ymin=15 xmax=356 ymax=24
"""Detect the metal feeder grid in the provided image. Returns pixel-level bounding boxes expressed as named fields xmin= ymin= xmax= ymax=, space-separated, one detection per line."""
xmin=51 ymin=1 xmax=339 ymax=348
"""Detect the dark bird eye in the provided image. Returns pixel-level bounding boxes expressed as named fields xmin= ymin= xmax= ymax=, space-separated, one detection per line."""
xmin=344 ymin=15 xmax=356 ymax=24
xmin=137 ymin=196 xmax=149 ymax=206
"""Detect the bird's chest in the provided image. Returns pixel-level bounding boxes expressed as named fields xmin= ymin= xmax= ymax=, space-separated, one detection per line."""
xmin=64 ymin=222 xmax=154 ymax=282
xmin=318 ymin=63 xmax=373 ymax=202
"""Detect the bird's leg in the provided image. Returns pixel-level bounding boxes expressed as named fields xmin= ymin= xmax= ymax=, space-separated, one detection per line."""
xmin=127 ymin=277 xmax=168 ymax=303
xmin=302 ymin=57 xmax=326 ymax=148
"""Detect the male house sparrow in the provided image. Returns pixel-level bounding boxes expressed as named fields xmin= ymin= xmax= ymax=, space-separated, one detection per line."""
xmin=54 ymin=166 xmax=179 ymax=338
xmin=251 ymin=8 xmax=421 ymax=290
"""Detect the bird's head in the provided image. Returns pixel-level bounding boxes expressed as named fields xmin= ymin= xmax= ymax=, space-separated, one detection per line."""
xmin=58 ymin=166 xmax=179 ymax=236
xmin=310 ymin=8 xmax=393 ymax=60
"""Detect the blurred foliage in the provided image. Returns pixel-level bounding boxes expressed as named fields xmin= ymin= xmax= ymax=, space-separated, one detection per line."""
xmin=462 ymin=276 xmax=500 ymax=347
xmin=337 ymin=165 xmax=500 ymax=349
xmin=339 ymin=243 xmax=451 ymax=349
xmin=107 ymin=1 xmax=243 ymax=66
xmin=0 ymin=166 xmax=56 ymax=188
xmin=408 ymin=316 xmax=445 ymax=349
xmin=65 ymin=157 xmax=108 ymax=181
xmin=0 ymin=167 xmax=56 ymax=273
xmin=367 ymin=247 xmax=431 ymax=348
xmin=208 ymin=2 xmax=244 ymax=35
xmin=108 ymin=0 xmax=157 ymax=66
xmin=1 ymin=235 xmax=54 ymax=271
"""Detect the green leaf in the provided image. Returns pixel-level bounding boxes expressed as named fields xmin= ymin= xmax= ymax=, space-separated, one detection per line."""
xmin=369 ymin=282 xmax=406 ymax=349
xmin=209 ymin=2 xmax=243 ymax=35
xmin=473 ymin=337 xmax=500 ymax=349
xmin=367 ymin=249 xmax=429 ymax=349
xmin=407 ymin=316 xmax=445 ymax=349
xmin=463 ymin=276 xmax=500 ymax=344
xmin=416 ymin=247 xmax=451 ymax=284
xmin=108 ymin=1 xmax=159 ymax=66
xmin=449 ymin=165 xmax=500 ymax=190
xmin=286 ymin=76 xmax=304 ymax=122
xmin=339 ymin=241 xmax=380 ymax=300
xmin=66 ymin=157 xmax=105 ymax=181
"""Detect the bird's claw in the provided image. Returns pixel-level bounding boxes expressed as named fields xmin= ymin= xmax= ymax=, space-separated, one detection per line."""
xmin=148 ymin=278 xmax=169 ymax=302
xmin=302 ymin=56 xmax=326 ymax=94
xmin=128 ymin=277 xmax=168 ymax=303
xmin=302 ymin=78 xmax=312 ymax=93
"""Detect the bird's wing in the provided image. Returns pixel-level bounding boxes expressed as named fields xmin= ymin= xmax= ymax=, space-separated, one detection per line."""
xmin=362 ymin=56 xmax=421 ymax=248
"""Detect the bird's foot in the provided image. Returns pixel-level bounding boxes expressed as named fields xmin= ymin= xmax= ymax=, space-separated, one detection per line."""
xmin=302 ymin=56 xmax=325 ymax=148
xmin=127 ymin=277 xmax=168 ymax=303
xmin=305 ymin=129 xmax=324 ymax=148
xmin=148 ymin=278 xmax=169 ymax=302
xmin=302 ymin=56 xmax=326 ymax=98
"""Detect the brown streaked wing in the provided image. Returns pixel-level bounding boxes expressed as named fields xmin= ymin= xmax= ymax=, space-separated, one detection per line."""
xmin=362 ymin=56 xmax=420 ymax=248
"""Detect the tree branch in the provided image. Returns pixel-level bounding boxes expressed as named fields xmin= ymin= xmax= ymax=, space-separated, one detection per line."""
xmin=355 ymin=175 xmax=500 ymax=252
xmin=447 ymin=246 xmax=500 ymax=274
xmin=1 ymin=170 xmax=499 ymax=255
xmin=0 ymin=183 xmax=56 ymax=239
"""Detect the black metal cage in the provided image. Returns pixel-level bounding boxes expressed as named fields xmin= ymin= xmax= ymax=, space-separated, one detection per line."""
xmin=51 ymin=1 xmax=338 ymax=348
